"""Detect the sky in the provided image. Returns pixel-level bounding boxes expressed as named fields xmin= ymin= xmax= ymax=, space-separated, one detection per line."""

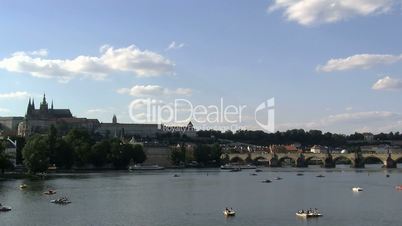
xmin=1 ymin=0 xmax=402 ymax=134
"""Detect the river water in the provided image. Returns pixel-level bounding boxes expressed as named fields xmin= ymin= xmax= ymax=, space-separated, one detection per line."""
xmin=0 ymin=165 xmax=401 ymax=226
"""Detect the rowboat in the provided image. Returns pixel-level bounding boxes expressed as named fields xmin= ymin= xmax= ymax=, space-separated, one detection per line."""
xmin=223 ymin=209 xmax=236 ymax=216
xmin=352 ymin=187 xmax=363 ymax=192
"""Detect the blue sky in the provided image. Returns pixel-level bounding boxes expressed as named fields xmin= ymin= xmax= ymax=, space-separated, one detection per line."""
xmin=1 ymin=0 xmax=402 ymax=134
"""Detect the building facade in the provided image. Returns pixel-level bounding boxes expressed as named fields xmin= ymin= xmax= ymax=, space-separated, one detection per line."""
xmin=17 ymin=94 xmax=99 ymax=137
xmin=0 ymin=95 xmax=197 ymax=138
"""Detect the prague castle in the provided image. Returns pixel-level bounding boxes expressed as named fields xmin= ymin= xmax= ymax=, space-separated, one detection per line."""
xmin=0 ymin=94 xmax=196 ymax=138
xmin=17 ymin=94 xmax=99 ymax=137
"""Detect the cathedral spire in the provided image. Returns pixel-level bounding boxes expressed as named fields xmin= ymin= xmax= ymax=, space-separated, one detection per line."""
xmin=51 ymin=100 xmax=54 ymax=109
xmin=32 ymin=99 xmax=35 ymax=109
xmin=42 ymin=93 xmax=47 ymax=105
xmin=27 ymin=98 xmax=32 ymax=114
xmin=40 ymin=93 xmax=48 ymax=111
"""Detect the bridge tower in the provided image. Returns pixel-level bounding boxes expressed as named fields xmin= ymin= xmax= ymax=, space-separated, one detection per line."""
xmin=269 ymin=153 xmax=280 ymax=167
xmin=296 ymin=153 xmax=307 ymax=168
xmin=323 ymin=152 xmax=335 ymax=168
xmin=385 ymin=153 xmax=396 ymax=168
xmin=352 ymin=151 xmax=365 ymax=168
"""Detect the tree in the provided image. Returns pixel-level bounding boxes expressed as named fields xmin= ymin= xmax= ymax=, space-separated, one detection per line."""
xmin=210 ymin=143 xmax=222 ymax=164
xmin=132 ymin=144 xmax=146 ymax=164
xmin=90 ymin=140 xmax=110 ymax=167
xmin=15 ymin=136 xmax=25 ymax=165
xmin=53 ymin=139 xmax=74 ymax=169
xmin=194 ymin=144 xmax=211 ymax=165
xmin=64 ymin=129 xmax=93 ymax=166
xmin=0 ymin=141 xmax=13 ymax=174
xmin=22 ymin=135 xmax=49 ymax=174
xmin=47 ymin=125 xmax=58 ymax=164
xmin=171 ymin=145 xmax=186 ymax=165
xmin=108 ymin=139 xmax=133 ymax=169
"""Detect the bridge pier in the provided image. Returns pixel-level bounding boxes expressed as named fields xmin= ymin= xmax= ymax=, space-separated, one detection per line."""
xmin=384 ymin=156 xmax=396 ymax=168
xmin=323 ymin=157 xmax=335 ymax=168
xmin=352 ymin=158 xmax=365 ymax=168
xmin=269 ymin=155 xmax=280 ymax=167
xmin=296 ymin=156 xmax=307 ymax=168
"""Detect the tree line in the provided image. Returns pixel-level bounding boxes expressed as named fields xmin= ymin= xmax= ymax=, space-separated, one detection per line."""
xmin=171 ymin=143 xmax=222 ymax=166
xmin=21 ymin=125 xmax=146 ymax=174
xmin=197 ymin=129 xmax=402 ymax=147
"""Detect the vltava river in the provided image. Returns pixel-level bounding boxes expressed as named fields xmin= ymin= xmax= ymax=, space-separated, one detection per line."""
xmin=1 ymin=165 xmax=401 ymax=226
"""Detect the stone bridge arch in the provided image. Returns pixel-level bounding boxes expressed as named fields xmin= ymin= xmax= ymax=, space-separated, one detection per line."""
xmin=305 ymin=156 xmax=325 ymax=166
xmin=229 ymin=156 xmax=245 ymax=164
xmin=278 ymin=156 xmax=297 ymax=167
xmin=363 ymin=155 xmax=386 ymax=166
xmin=332 ymin=155 xmax=353 ymax=166
xmin=253 ymin=156 xmax=269 ymax=165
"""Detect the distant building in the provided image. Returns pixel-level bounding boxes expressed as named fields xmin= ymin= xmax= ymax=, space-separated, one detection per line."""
xmin=0 ymin=117 xmax=24 ymax=136
xmin=160 ymin=121 xmax=197 ymax=137
xmin=0 ymin=136 xmax=17 ymax=166
xmin=1 ymin=94 xmax=197 ymax=138
xmin=95 ymin=114 xmax=161 ymax=138
xmin=17 ymin=94 xmax=99 ymax=137
xmin=270 ymin=144 xmax=300 ymax=153
xmin=359 ymin=144 xmax=402 ymax=153
xmin=363 ymin=133 xmax=374 ymax=143
xmin=310 ymin=145 xmax=327 ymax=154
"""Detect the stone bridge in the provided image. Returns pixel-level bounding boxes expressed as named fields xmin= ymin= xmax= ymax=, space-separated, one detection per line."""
xmin=223 ymin=152 xmax=402 ymax=168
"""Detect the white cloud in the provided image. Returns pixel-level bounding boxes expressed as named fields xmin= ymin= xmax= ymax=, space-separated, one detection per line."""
xmin=372 ymin=76 xmax=402 ymax=90
xmin=166 ymin=41 xmax=185 ymax=51
xmin=28 ymin=49 xmax=48 ymax=57
xmin=278 ymin=111 xmax=401 ymax=132
xmin=317 ymin=54 xmax=402 ymax=72
xmin=269 ymin=0 xmax=397 ymax=26
xmin=0 ymin=108 xmax=10 ymax=113
xmin=0 ymin=45 xmax=175 ymax=83
xmin=0 ymin=91 xmax=30 ymax=99
xmin=129 ymin=98 xmax=164 ymax=109
xmin=86 ymin=108 xmax=108 ymax=114
xmin=117 ymin=85 xmax=192 ymax=97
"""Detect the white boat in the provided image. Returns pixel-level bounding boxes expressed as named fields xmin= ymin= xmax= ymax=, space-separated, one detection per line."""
xmin=51 ymin=198 xmax=71 ymax=205
xmin=43 ymin=190 xmax=57 ymax=195
xmin=0 ymin=205 xmax=12 ymax=212
xmin=352 ymin=187 xmax=363 ymax=192
xmin=129 ymin=164 xmax=164 ymax=171
xmin=220 ymin=164 xmax=256 ymax=170
xmin=19 ymin=184 xmax=27 ymax=189
xmin=223 ymin=209 xmax=236 ymax=216
xmin=296 ymin=212 xmax=323 ymax=218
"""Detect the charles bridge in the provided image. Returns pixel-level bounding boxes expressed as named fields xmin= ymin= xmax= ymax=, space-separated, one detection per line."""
xmin=223 ymin=152 xmax=402 ymax=168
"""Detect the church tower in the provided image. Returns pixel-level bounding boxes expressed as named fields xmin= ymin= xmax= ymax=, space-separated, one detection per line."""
xmin=112 ymin=114 xmax=117 ymax=124
xmin=26 ymin=98 xmax=32 ymax=116
xmin=40 ymin=93 xmax=49 ymax=111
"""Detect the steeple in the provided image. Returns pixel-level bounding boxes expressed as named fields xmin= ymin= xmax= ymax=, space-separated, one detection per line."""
xmin=32 ymin=99 xmax=35 ymax=109
xmin=26 ymin=98 xmax=32 ymax=114
xmin=112 ymin=114 xmax=117 ymax=124
xmin=42 ymin=93 xmax=47 ymax=105
xmin=51 ymin=100 xmax=54 ymax=109
xmin=40 ymin=93 xmax=49 ymax=111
